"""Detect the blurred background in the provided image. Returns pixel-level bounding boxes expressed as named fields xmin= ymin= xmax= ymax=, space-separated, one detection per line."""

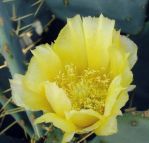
xmin=0 ymin=0 xmax=149 ymax=143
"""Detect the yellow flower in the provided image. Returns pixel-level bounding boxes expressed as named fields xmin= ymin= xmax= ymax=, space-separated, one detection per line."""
xmin=10 ymin=14 xmax=137 ymax=142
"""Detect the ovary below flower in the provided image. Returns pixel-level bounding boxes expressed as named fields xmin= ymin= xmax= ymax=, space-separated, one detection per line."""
xmin=10 ymin=14 xmax=137 ymax=142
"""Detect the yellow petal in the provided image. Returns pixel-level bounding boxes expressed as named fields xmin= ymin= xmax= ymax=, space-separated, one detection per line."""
xmin=121 ymin=36 xmax=138 ymax=69
xmin=45 ymin=82 xmax=71 ymax=117
xmin=62 ymin=132 xmax=75 ymax=143
xmin=25 ymin=44 xmax=62 ymax=92
xmin=10 ymin=74 xmax=51 ymax=111
xmin=53 ymin=15 xmax=87 ymax=71
xmin=109 ymin=45 xmax=129 ymax=77
xmin=66 ymin=109 xmax=101 ymax=128
xmin=112 ymin=91 xmax=129 ymax=115
xmin=94 ymin=116 xmax=117 ymax=136
xmin=35 ymin=113 xmax=76 ymax=132
xmin=82 ymin=14 xmax=115 ymax=69
xmin=121 ymin=68 xmax=133 ymax=87
xmin=112 ymin=30 xmax=121 ymax=48
xmin=128 ymin=85 xmax=136 ymax=92
xmin=104 ymin=76 xmax=123 ymax=116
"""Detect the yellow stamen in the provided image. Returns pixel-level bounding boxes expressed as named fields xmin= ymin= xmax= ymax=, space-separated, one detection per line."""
xmin=55 ymin=65 xmax=112 ymax=114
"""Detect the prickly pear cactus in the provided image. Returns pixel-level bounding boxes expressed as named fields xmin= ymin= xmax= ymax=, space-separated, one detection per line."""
xmin=0 ymin=0 xmax=149 ymax=143
xmin=0 ymin=0 xmax=54 ymax=141
xmin=45 ymin=0 xmax=148 ymax=35
xmin=89 ymin=113 xmax=149 ymax=143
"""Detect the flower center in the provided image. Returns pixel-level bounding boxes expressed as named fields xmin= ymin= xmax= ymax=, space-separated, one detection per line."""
xmin=55 ymin=65 xmax=112 ymax=114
